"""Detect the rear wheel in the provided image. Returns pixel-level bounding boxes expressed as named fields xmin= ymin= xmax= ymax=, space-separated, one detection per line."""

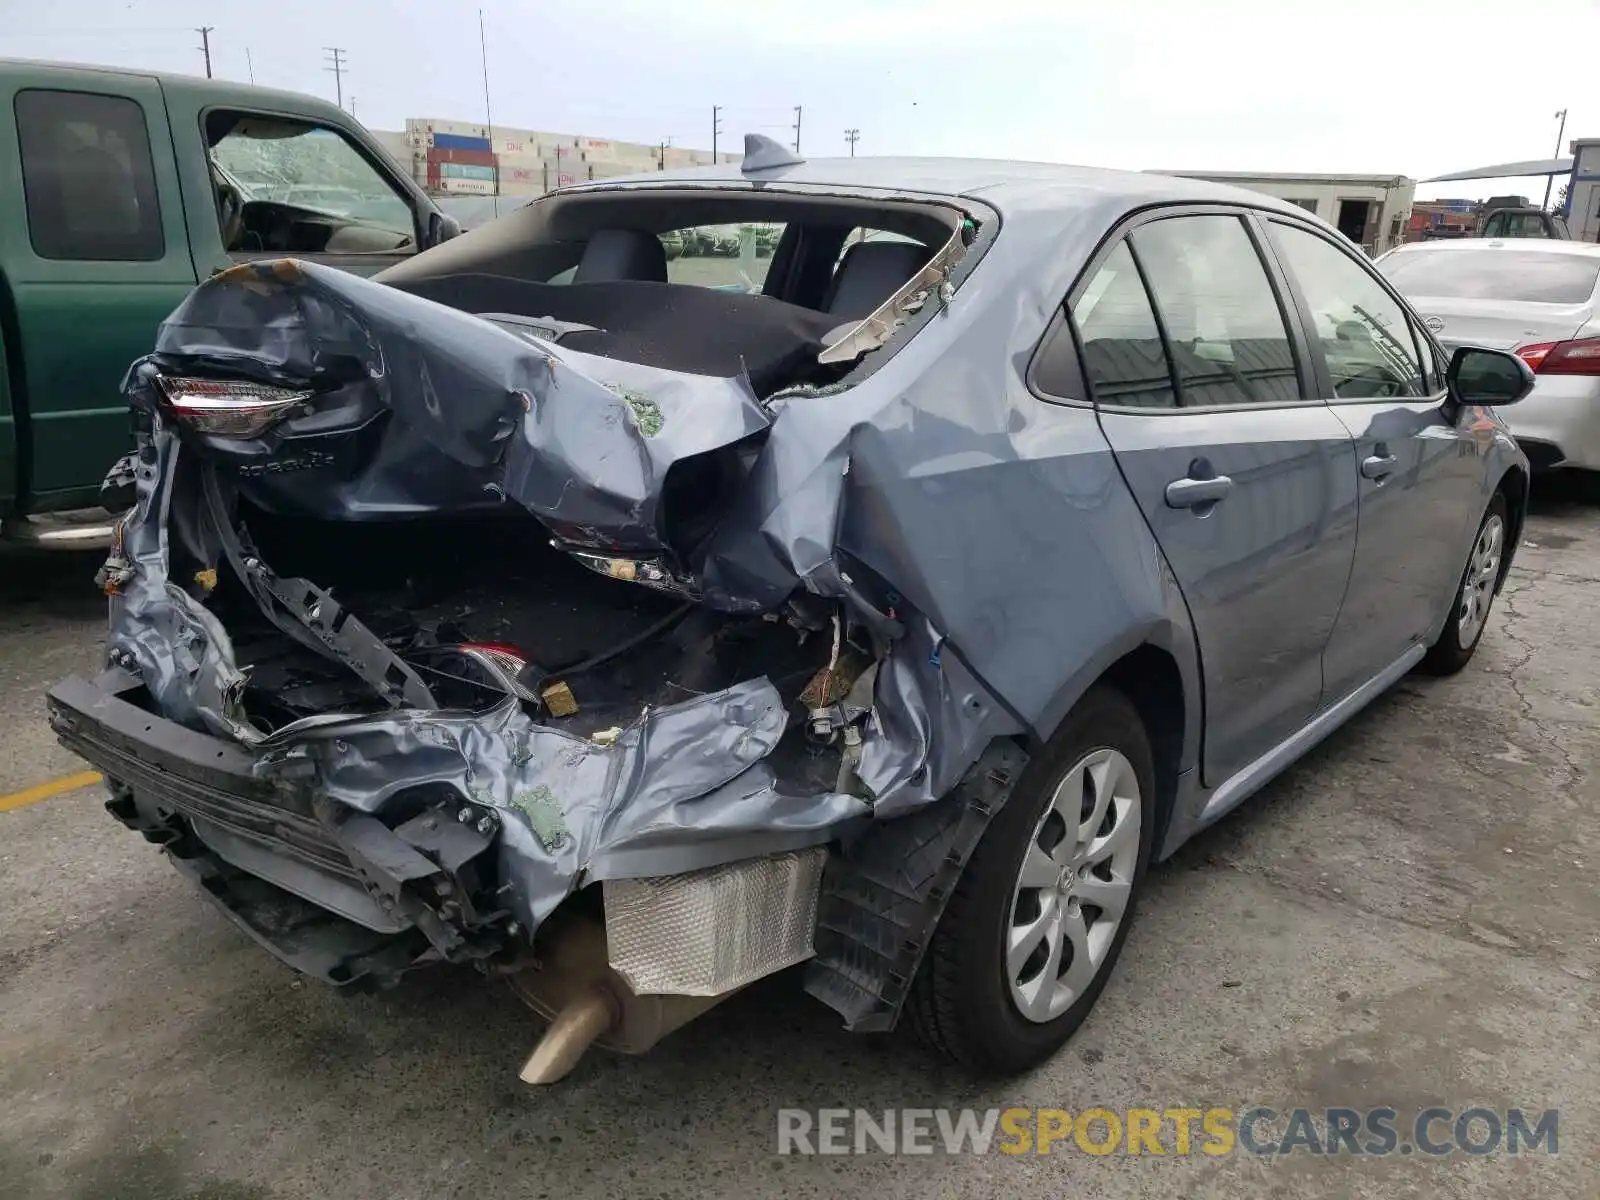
xmin=908 ymin=686 xmax=1156 ymax=1073
xmin=1421 ymin=492 xmax=1508 ymax=675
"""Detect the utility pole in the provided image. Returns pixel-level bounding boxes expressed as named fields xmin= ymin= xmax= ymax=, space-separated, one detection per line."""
xmin=712 ymin=105 xmax=722 ymax=161
xmin=245 ymin=48 xmax=255 ymax=84
xmin=323 ymin=47 xmax=348 ymax=111
xmin=349 ymin=97 xmax=357 ymax=118
xmin=1545 ymin=108 xmax=1569 ymax=210
xmin=659 ymin=140 xmax=666 ymax=170
xmin=792 ymin=105 xmax=803 ymax=154
xmin=845 ymin=128 xmax=860 ymax=157
xmin=196 ymin=27 xmax=214 ymax=79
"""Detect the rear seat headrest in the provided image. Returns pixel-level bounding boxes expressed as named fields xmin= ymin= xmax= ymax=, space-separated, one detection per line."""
xmin=573 ymin=229 xmax=668 ymax=284
xmin=824 ymin=240 xmax=931 ymax=320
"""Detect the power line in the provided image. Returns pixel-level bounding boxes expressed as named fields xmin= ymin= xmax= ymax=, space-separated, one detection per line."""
xmin=793 ymin=105 xmax=803 ymax=154
xmin=845 ymin=128 xmax=860 ymax=157
xmin=195 ymin=26 xmax=214 ymax=79
xmin=479 ymin=9 xmax=497 ymax=214
xmin=323 ymin=46 xmax=348 ymax=110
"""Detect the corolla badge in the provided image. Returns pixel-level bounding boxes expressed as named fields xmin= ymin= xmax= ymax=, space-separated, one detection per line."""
xmin=1425 ymin=315 xmax=1445 ymax=333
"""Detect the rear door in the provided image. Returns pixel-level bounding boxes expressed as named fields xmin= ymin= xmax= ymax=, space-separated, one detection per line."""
xmin=0 ymin=72 xmax=197 ymax=509
xmin=1075 ymin=209 xmax=1358 ymax=784
xmin=1265 ymin=219 xmax=1486 ymax=701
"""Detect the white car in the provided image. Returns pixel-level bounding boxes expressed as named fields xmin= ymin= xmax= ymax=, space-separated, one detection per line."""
xmin=1377 ymin=238 xmax=1600 ymax=471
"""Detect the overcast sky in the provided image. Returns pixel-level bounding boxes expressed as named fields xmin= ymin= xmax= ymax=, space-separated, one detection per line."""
xmin=8 ymin=0 xmax=1597 ymax=201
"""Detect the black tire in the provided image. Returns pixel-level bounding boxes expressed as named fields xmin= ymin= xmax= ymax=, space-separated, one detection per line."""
xmin=1420 ymin=491 xmax=1509 ymax=676
xmin=907 ymin=685 xmax=1156 ymax=1074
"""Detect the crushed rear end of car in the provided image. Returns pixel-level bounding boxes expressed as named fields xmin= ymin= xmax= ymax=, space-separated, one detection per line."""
xmin=48 ymin=217 xmax=1028 ymax=1079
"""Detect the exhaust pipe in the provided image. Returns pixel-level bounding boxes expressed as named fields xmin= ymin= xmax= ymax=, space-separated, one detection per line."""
xmin=505 ymin=909 xmax=737 ymax=1084
xmin=3 ymin=509 xmax=119 ymax=550
xmin=518 ymin=985 xmax=619 ymax=1085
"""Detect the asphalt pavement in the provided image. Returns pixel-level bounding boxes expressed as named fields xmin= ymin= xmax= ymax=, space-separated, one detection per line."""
xmin=0 ymin=481 xmax=1596 ymax=1199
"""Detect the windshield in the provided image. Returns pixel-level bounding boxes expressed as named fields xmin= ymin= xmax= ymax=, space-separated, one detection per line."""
xmin=1380 ymin=249 xmax=1600 ymax=304
xmin=212 ymin=126 xmax=412 ymax=237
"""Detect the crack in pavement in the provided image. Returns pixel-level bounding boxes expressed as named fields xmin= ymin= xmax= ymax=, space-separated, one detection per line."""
xmin=1488 ymin=584 xmax=1585 ymax=788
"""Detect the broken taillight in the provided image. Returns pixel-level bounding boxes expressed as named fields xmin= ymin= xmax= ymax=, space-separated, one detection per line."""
xmin=457 ymin=642 xmax=538 ymax=702
xmin=156 ymin=376 xmax=312 ymax=438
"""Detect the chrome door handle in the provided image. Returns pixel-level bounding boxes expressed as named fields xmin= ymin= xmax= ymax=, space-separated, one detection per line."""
xmin=1164 ymin=475 xmax=1234 ymax=509
xmin=1361 ymin=453 xmax=1397 ymax=480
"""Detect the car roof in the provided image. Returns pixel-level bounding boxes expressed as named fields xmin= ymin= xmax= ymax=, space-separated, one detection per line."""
xmin=562 ymin=155 xmax=1323 ymax=220
xmin=0 ymin=57 xmax=358 ymax=129
xmin=1385 ymin=238 xmax=1600 ymax=258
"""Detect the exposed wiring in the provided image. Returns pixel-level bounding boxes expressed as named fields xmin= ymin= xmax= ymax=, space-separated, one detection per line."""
xmin=540 ymin=602 xmax=696 ymax=681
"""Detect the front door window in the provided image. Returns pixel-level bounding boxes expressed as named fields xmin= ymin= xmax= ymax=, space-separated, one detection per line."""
xmin=210 ymin=116 xmax=415 ymax=257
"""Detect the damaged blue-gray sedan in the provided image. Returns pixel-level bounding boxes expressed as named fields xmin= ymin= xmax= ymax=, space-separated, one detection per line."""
xmin=49 ymin=138 xmax=1536 ymax=1082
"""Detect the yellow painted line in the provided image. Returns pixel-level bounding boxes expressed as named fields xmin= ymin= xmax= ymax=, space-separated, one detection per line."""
xmin=0 ymin=771 xmax=104 ymax=813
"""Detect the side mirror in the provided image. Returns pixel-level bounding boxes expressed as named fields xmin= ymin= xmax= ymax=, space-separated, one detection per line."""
xmin=426 ymin=211 xmax=462 ymax=248
xmin=1447 ymin=345 xmax=1534 ymax=408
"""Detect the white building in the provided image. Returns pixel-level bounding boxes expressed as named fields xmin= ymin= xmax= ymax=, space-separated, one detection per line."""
xmin=1564 ymin=139 xmax=1600 ymax=242
xmin=1150 ymin=170 xmax=1415 ymax=255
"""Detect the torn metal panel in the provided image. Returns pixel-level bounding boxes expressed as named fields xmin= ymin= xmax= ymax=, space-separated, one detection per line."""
xmin=149 ymin=262 xmax=775 ymax=556
xmin=855 ymin=613 xmax=1022 ymax=817
xmin=250 ymin=678 xmax=866 ymax=935
xmin=102 ymin=428 xmax=255 ymax=741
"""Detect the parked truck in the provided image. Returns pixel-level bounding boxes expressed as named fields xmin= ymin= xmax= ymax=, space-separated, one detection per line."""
xmin=0 ymin=59 xmax=460 ymax=546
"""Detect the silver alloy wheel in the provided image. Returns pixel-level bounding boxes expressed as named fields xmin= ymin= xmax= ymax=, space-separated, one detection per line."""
xmin=1006 ymin=747 xmax=1142 ymax=1024
xmin=1457 ymin=513 xmax=1504 ymax=646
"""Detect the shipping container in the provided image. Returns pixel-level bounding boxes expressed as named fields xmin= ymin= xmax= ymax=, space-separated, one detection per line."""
xmin=495 ymin=144 xmax=548 ymax=160
xmin=433 ymin=131 xmax=493 ymax=152
xmin=439 ymin=176 xmax=496 ymax=195
xmin=440 ymin=162 xmax=497 ymax=181
xmin=371 ymin=129 xmax=409 ymax=161
xmin=414 ymin=118 xmax=491 ymax=138
xmin=427 ymin=146 xmax=497 ymax=167
xmin=494 ymin=136 xmax=541 ymax=157
xmin=499 ymin=164 xmax=542 ymax=184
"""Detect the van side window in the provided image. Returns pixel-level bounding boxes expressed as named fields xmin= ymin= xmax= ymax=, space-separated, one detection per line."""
xmin=15 ymin=89 xmax=164 ymax=262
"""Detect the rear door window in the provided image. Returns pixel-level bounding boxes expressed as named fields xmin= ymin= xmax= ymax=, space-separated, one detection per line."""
xmin=663 ymin=222 xmax=784 ymax=291
xmin=1131 ymin=214 xmax=1303 ymax=407
xmin=15 ymin=89 xmax=164 ymax=262
xmin=1067 ymin=240 xmax=1176 ymax=408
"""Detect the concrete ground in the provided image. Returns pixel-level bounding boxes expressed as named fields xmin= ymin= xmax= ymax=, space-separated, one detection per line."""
xmin=0 ymin=483 xmax=1596 ymax=1200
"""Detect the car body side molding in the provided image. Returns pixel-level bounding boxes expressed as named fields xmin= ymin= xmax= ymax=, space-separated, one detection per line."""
xmin=1191 ymin=641 xmax=1427 ymax=833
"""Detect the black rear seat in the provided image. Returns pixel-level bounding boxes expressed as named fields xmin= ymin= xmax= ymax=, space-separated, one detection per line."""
xmin=387 ymin=273 xmax=839 ymax=395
